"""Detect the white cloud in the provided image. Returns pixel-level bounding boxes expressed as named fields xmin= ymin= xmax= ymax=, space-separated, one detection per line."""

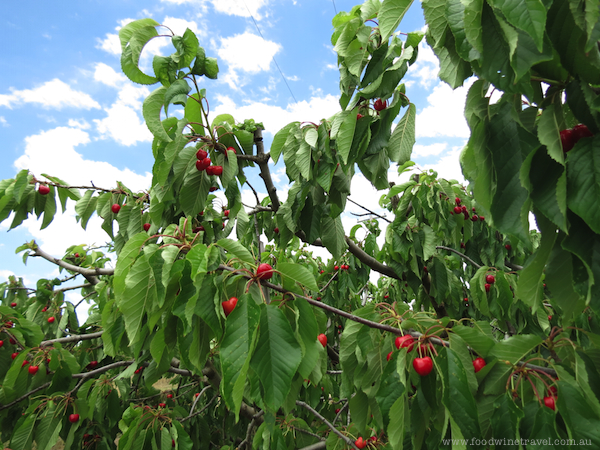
xmin=0 ymin=116 xmax=7 ymax=126
xmin=97 ymin=33 xmax=121 ymax=55
xmin=412 ymin=142 xmax=447 ymax=158
xmin=415 ymin=80 xmax=472 ymax=138
xmin=68 ymin=119 xmax=91 ymax=130
xmin=94 ymin=63 xmax=127 ymax=87
xmin=213 ymin=93 xmax=340 ymax=137
xmin=94 ymin=84 xmax=152 ymax=146
xmin=420 ymin=145 xmax=466 ymax=183
xmin=217 ymin=32 xmax=281 ymax=89
xmin=210 ymin=0 xmax=269 ymax=19
xmin=406 ymin=41 xmax=439 ymax=88
xmin=0 ymin=79 xmax=101 ymax=110
xmin=13 ymin=126 xmax=151 ymax=192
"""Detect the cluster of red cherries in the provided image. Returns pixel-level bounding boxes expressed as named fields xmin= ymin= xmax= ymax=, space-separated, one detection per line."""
xmin=451 ymin=197 xmax=484 ymax=222
xmin=195 ymin=148 xmax=223 ymax=175
xmin=560 ymin=123 xmax=593 ymax=153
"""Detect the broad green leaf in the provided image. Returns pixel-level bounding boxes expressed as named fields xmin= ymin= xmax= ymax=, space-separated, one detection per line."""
xmin=250 ymin=304 xmax=302 ymax=411
xmin=387 ymin=103 xmax=415 ymax=163
xmin=567 ymin=136 xmax=600 ymax=234
xmin=337 ymin=110 xmax=357 ymax=164
xmin=119 ymin=18 xmax=160 ymax=51
xmin=220 ymin=295 xmax=260 ymax=421
xmin=75 ymin=190 xmax=97 ymax=229
xmin=489 ymin=334 xmax=543 ymax=363
xmin=271 ymin=123 xmax=300 ymax=164
xmin=217 ymin=238 xmax=254 ymax=264
xmin=446 ymin=0 xmax=480 ymax=61
xmin=442 ymin=348 xmax=481 ymax=441
xmin=163 ymin=79 xmax=191 ymax=116
xmin=121 ymin=45 xmax=159 ymax=85
xmin=143 ymin=86 xmax=172 ymax=142
xmin=320 ymin=215 xmax=347 ymax=259
xmin=179 ymin=167 xmax=211 ymax=217
xmin=556 ymin=382 xmax=600 ymax=446
xmin=172 ymin=28 xmax=199 ymax=68
xmin=488 ymin=0 xmax=547 ymax=51
xmin=490 ymin=394 xmax=523 ymax=450
xmin=276 ymin=262 xmax=318 ymax=292
xmin=387 ymin=395 xmax=406 ymax=450
xmin=379 ymin=0 xmax=414 ymax=42
xmin=10 ymin=413 xmax=36 ymax=450
xmin=528 ymin=148 xmax=567 ymax=231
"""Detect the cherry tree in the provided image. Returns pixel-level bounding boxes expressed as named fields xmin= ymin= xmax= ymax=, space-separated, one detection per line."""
xmin=1 ymin=0 xmax=600 ymax=449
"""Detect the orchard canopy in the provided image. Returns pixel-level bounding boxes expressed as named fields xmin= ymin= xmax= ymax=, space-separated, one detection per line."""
xmin=1 ymin=0 xmax=600 ymax=449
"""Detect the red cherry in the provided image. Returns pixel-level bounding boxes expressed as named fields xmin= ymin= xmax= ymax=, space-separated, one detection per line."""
xmin=373 ymin=99 xmax=387 ymax=111
xmin=485 ymin=283 xmax=491 ymax=292
xmin=572 ymin=124 xmax=593 ymax=142
xmin=0 ymin=340 xmax=3 ymax=348
xmin=206 ymin=165 xmax=215 ymax=175
xmin=196 ymin=158 xmax=211 ymax=171
xmin=355 ymin=437 xmax=367 ymax=449
xmin=471 ymin=214 xmax=479 ymax=222
xmin=47 ymin=317 xmax=55 ymax=324
xmin=505 ymin=244 xmax=511 ymax=250
xmin=172 ymin=439 xmax=176 ymax=448
xmin=455 ymin=197 xmax=461 ymax=205
xmin=472 ymin=357 xmax=486 ymax=373
xmin=167 ymin=393 xmax=173 ymax=399
xmin=68 ymin=413 xmax=80 ymax=423
xmin=209 ymin=186 xmax=218 ymax=192
xmin=543 ymin=396 xmax=556 ymax=410
xmin=11 ymin=352 xmax=18 ymax=359
xmin=387 ymin=351 xmax=393 ymax=361
xmin=548 ymin=315 xmax=553 ymax=321
xmin=274 ymin=227 xmax=279 ymax=233
xmin=335 ymin=408 xmax=341 ymax=413
xmin=5 ymin=321 xmax=13 ymax=328
xmin=464 ymin=297 xmax=468 ymax=302
xmin=74 ymin=253 xmax=80 ymax=258
xmin=560 ymin=129 xmax=576 ymax=152
xmin=196 ymin=149 xmax=208 ymax=160
xmin=395 ymin=335 xmax=415 ymax=351
xmin=453 ymin=206 xmax=462 ymax=214
xmin=212 ymin=166 xmax=223 ymax=176
xmin=486 ymin=274 xmax=496 ymax=284
xmin=334 ymin=265 xmax=339 ymax=271
xmin=226 ymin=146 xmax=236 ymax=154
xmin=317 ymin=333 xmax=327 ymax=348
xmin=9 ymin=338 xmax=16 ymax=344
xmin=41 ymin=306 xmax=47 ymax=312
xmin=221 ymin=297 xmax=238 ymax=317
xmin=10 ymin=302 xmax=16 ymax=307
xmin=111 ymin=204 xmax=121 ymax=214
xmin=88 ymin=360 xmax=98 ymax=369
xmin=223 ymin=210 xmax=230 ymax=217
xmin=460 ymin=242 xmax=465 ymax=249
xmin=384 ymin=294 xmax=389 ymax=299
xmin=158 ymin=402 xmax=166 ymax=408
xmin=38 ymin=185 xmax=51 ymax=195
xmin=22 ymin=360 xmax=29 ymax=367
xmin=256 ymin=263 xmax=274 ymax=280
xmin=143 ymin=223 xmax=151 ymax=232
xmin=548 ymin=386 xmax=558 ymax=396
xmin=28 ymin=365 xmax=39 ymax=375
xmin=413 ymin=356 xmax=433 ymax=376
xmin=471 ymin=207 xmax=476 ymax=212
xmin=479 ymin=216 xmax=485 ymax=221
xmin=134 ymin=369 xmax=140 ymax=374
xmin=357 ymin=113 xmax=364 ymax=119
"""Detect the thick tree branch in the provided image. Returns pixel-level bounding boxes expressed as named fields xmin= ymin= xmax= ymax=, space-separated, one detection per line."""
xmin=31 ymin=244 xmax=113 ymax=285
xmin=41 ymin=331 xmax=104 ymax=347
xmin=347 ymin=197 xmax=391 ymax=223
xmin=254 ymin=128 xmax=281 ymax=211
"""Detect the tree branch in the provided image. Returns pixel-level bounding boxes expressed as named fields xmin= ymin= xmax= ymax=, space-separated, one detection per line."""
xmin=296 ymin=400 xmax=358 ymax=450
xmin=31 ymin=245 xmax=113 ymax=285
xmin=254 ymin=128 xmax=280 ymax=211
xmin=41 ymin=331 xmax=104 ymax=347
xmin=347 ymin=197 xmax=391 ymax=223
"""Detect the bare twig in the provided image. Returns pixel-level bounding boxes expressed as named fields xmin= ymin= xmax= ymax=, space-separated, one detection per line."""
xmin=188 ymin=385 xmax=211 ymax=417
xmin=31 ymin=245 xmax=113 ymax=285
xmin=41 ymin=331 xmax=104 ymax=347
xmin=0 ymin=382 xmax=51 ymax=411
xmin=347 ymin=197 xmax=391 ymax=223
xmin=238 ymin=410 xmax=265 ymax=449
xmin=296 ymin=400 xmax=358 ymax=450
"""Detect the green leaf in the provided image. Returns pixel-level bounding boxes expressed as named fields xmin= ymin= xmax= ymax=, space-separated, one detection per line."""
xmin=220 ymin=295 xmax=260 ymax=420
xmin=556 ymin=381 xmax=600 ymax=447
xmin=567 ymin=136 xmax=600 ymax=234
xmin=121 ymin=45 xmax=159 ymax=85
xmin=10 ymin=413 xmax=36 ymax=450
xmin=276 ymin=262 xmax=319 ymax=292
xmin=172 ymin=28 xmax=199 ymax=68
xmin=528 ymin=147 xmax=567 ymax=231
xmin=179 ymin=167 xmax=211 ymax=217
xmin=443 ymin=348 xmax=481 ymax=442
xmin=163 ymin=79 xmax=191 ymax=117
xmin=250 ymin=304 xmax=302 ymax=411
xmin=379 ymin=0 xmax=414 ymax=42
xmin=388 ymin=103 xmax=415 ymax=163
xmin=489 ymin=334 xmax=543 ymax=363
xmin=296 ymin=140 xmax=312 ymax=180
xmin=143 ymin=86 xmax=172 ymax=142
xmin=74 ymin=190 xmax=97 ymax=229
xmin=446 ymin=0 xmax=480 ymax=61
xmin=118 ymin=18 xmax=160 ymax=52
xmin=216 ymin=238 xmax=254 ymax=264
xmin=320 ymin=215 xmax=347 ymax=259
xmin=337 ymin=111 xmax=357 ymax=165
xmin=490 ymin=394 xmax=523 ymax=450
xmin=270 ymin=122 xmax=299 ymax=164
xmin=488 ymin=0 xmax=547 ymax=52
xmin=118 ymin=247 xmax=158 ymax=346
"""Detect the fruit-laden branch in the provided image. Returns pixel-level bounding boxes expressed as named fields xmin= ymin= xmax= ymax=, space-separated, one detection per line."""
xmin=296 ymin=400 xmax=359 ymax=450
xmin=31 ymin=244 xmax=113 ymax=285
xmin=35 ymin=179 xmax=144 ymax=200
xmin=436 ymin=246 xmax=482 ymax=269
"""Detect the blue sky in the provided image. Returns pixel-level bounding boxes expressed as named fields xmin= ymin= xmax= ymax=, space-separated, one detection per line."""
xmin=0 ymin=0 xmax=471 ymax=296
